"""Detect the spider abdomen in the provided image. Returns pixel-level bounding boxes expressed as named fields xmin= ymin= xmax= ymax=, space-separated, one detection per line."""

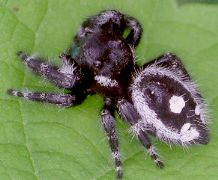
xmin=131 ymin=64 xmax=209 ymax=145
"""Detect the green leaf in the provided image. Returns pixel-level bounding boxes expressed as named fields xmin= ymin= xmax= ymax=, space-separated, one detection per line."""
xmin=0 ymin=0 xmax=218 ymax=179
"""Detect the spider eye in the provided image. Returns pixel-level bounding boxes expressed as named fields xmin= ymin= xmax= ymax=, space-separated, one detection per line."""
xmin=131 ymin=64 xmax=208 ymax=145
xmin=93 ymin=60 xmax=102 ymax=68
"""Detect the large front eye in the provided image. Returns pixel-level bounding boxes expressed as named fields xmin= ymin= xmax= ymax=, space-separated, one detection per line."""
xmin=93 ymin=60 xmax=102 ymax=68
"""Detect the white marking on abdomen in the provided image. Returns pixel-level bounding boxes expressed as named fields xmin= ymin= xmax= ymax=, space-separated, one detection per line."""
xmin=195 ymin=105 xmax=200 ymax=115
xmin=180 ymin=123 xmax=199 ymax=142
xmin=132 ymin=90 xmax=199 ymax=144
xmin=169 ymin=95 xmax=185 ymax=114
xmin=180 ymin=123 xmax=191 ymax=133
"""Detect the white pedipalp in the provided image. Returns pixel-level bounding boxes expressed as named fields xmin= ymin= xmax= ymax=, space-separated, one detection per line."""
xmin=94 ymin=75 xmax=118 ymax=87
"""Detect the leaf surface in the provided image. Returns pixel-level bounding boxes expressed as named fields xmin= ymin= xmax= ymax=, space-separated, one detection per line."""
xmin=0 ymin=0 xmax=218 ymax=179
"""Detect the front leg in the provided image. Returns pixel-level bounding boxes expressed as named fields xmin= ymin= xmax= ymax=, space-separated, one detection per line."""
xmin=7 ymin=89 xmax=87 ymax=107
xmin=73 ymin=10 xmax=142 ymax=48
xmin=124 ymin=15 xmax=142 ymax=47
xmin=17 ymin=51 xmax=83 ymax=89
xmin=101 ymin=98 xmax=122 ymax=179
xmin=117 ymin=99 xmax=164 ymax=168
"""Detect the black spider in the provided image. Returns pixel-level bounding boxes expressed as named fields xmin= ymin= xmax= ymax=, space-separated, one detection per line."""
xmin=7 ymin=10 xmax=209 ymax=179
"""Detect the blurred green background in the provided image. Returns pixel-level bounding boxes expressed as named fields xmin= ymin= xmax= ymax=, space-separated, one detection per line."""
xmin=0 ymin=0 xmax=218 ymax=179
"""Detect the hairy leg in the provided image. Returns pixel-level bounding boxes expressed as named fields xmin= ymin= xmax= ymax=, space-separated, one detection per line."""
xmin=7 ymin=89 xmax=86 ymax=107
xmin=142 ymin=52 xmax=190 ymax=78
xmin=117 ymin=98 xmax=164 ymax=168
xmin=101 ymin=98 xmax=122 ymax=179
xmin=124 ymin=15 xmax=142 ymax=47
xmin=73 ymin=10 xmax=142 ymax=48
xmin=17 ymin=51 xmax=82 ymax=89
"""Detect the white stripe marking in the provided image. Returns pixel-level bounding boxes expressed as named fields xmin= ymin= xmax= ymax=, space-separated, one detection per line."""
xmin=95 ymin=75 xmax=118 ymax=87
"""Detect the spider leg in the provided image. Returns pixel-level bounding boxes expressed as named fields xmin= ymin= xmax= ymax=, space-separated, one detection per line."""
xmin=143 ymin=52 xmax=182 ymax=67
xmin=124 ymin=15 xmax=142 ymax=47
xmin=7 ymin=89 xmax=85 ymax=107
xmin=117 ymin=98 xmax=164 ymax=168
xmin=17 ymin=51 xmax=82 ymax=89
xmin=101 ymin=98 xmax=122 ymax=179
xmin=73 ymin=10 xmax=142 ymax=48
xmin=142 ymin=52 xmax=190 ymax=78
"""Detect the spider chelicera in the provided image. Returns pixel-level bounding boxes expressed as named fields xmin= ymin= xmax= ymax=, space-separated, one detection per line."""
xmin=7 ymin=10 xmax=209 ymax=179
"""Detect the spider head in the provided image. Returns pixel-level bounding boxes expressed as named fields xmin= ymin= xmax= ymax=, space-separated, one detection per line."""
xmin=82 ymin=10 xmax=126 ymax=36
xmin=76 ymin=31 xmax=134 ymax=84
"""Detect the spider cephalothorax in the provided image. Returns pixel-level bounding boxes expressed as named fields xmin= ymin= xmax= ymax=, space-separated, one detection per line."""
xmin=7 ymin=10 xmax=209 ymax=179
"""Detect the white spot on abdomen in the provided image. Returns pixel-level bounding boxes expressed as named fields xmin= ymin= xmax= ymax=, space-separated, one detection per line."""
xmin=180 ymin=123 xmax=191 ymax=133
xmin=195 ymin=105 xmax=200 ymax=115
xmin=180 ymin=123 xmax=199 ymax=142
xmin=169 ymin=95 xmax=185 ymax=114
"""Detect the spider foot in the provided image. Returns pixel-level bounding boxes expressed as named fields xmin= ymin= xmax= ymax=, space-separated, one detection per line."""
xmin=116 ymin=166 xmax=123 ymax=179
xmin=17 ymin=51 xmax=29 ymax=62
xmin=155 ymin=159 xmax=164 ymax=169
xmin=146 ymin=144 xmax=164 ymax=169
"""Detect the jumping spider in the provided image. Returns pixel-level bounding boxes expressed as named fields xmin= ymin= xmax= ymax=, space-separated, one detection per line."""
xmin=7 ymin=10 xmax=209 ymax=179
